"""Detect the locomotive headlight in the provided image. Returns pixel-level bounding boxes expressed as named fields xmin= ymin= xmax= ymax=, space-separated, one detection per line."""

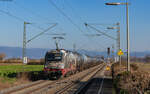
xmin=44 ymin=63 xmax=48 ymax=68
xmin=44 ymin=65 xmax=48 ymax=68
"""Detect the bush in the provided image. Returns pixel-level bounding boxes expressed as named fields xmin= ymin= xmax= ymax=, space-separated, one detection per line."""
xmin=130 ymin=64 xmax=138 ymax=71
xmin=112 ymin=63 xmax=150 ymax=94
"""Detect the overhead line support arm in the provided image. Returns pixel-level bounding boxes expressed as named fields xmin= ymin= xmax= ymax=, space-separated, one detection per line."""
xmin=27 ymin=23 xmax=57 ymax=43
xmin=84 ymin=23 xmax=117 ymax=40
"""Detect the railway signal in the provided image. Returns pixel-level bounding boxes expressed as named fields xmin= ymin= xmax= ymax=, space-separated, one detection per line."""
xmin=107 ymin=47 xmax=110 ymax=56
xmin=107 ymin=22 xmax=121 ymax=64
xmin=107 ymin=47 xmax=111 ymax=63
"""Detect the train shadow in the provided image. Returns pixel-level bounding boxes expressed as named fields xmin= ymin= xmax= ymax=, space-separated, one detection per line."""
xmin=5 ymin=71 xmax=48 ymax=81
xmin=27 ymin=71 xmax=48 ymax=81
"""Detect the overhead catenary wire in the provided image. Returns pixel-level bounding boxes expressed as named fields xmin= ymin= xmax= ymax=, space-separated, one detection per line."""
xmin=0 ymin=8 xmax=58 ymax=47
xmin=63 ymin=0 xmax=102 ymax=49
xmin=0 ymin=9 xmax=56 ymax=31
xmin=63 ymin=0 xmax=107 ymax=50
xmin=48 ymin=0 xmax=89 ymax=50
xmin=64 ymin=1 xmax=116 ymax=50
xmin=85 ymin=23 xmax=118 ymax=34
xmin=49 ymin=0 xmax=105 ymax=50
xmin=12 ymin=1 xmax=56 ymax=31
xmin=84 ymin=23 xmax=116 ymax=50
xmin=63 ymin=0 xmax=85 ymax=23
xmin=0 ymin=9 xmax=41 ymax=30
xmin=85 ymin=23 xmax=117 ymax=26
xmin=64 ymin=0 xmax=97 ymax=37
xmin=85 ymin=23 xmax=117 ymax=40
xmin=0 ymin=0 xmax=115 ymax=54
xmin=63 ymin=0 xmax=94 ymax=38
xmin=85 ymin=23 xmax=119 ymax=49
xmin=77 ymin=30 xmax=108 ymax=52
xmin=13 ymin=1 xmax=52 ymax=23
xmin=48 ymin=0 xmax=84 ymax=33
xmin=77 ymin=37 xmax=106 ymax=52
xmin=76 ymin=25 xmax=105 ymax=51
xmin=0 ymin=9 xmax=25 ymax=22
xmin=48 ymin=0 xmax=115 ymax=52
xmin=27 ymin=23 xmax=57 ymax=43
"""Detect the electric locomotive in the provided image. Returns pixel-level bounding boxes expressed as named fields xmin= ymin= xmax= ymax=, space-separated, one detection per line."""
xmin=44 ymin=48 xmax=101 ymax=79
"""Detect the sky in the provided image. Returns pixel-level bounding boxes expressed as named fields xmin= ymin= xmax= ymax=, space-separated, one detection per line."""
xmin=0 ymin=0 xmax=150 ymax=52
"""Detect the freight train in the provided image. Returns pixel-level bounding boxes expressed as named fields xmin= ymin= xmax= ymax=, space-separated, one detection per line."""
xmin=44 ymin=49 xmax=100 ymax=79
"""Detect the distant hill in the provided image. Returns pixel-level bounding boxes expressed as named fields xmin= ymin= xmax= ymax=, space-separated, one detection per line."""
xmin=0 ymin=46 xmax=48 ymax=59
xmin=130 ymin=51 xmax=150 ymax=57
xmin=0 ymin=46 xmax=150 ymax=59
xmin=77 ymin=50 xmax=150 ymax=58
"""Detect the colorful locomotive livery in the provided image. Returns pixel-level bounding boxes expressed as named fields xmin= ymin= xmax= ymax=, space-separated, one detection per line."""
xmin=44 ymin=49 xmax=100 ymax=79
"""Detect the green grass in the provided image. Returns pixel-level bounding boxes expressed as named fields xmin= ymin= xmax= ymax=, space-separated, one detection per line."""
xmin=0 ymin=65 xmax=44 ymax=77
xmin=1 ymin=77 xmax=17 ymax=84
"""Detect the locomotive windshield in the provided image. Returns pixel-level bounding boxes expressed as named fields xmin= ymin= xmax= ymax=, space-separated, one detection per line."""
xmin=46 ymin=53 xmax=62 ymax=61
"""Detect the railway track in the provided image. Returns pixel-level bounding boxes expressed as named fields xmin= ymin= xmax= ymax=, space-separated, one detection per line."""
xmin=0 ymin=80 xmax=56 ymax=94
xmin=75 ymin=73 xmax=105 ymax=94
xmin=0 ymin=63 xmax=105 ymax=94
xmin=43 ymin=63 xmax=105 ymax=94
xmin=0 ymin=80 xmax=44 ymax=94
xmin=75 ymin=65 xmax=112 ymax=94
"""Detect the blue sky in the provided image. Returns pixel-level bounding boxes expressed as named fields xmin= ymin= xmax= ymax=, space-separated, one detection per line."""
xmin=0 ymin=0 xmax=149 ymax=52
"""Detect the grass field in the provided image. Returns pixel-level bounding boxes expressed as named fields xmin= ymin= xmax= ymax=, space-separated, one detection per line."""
xmin=0 ymin=65 xmax=44 ymax=77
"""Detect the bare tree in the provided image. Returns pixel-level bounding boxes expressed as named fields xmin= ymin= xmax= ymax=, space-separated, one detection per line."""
xmin=0 ymin=53 xmax=6 ymax=60
xmin=144 ymin=55 xmax=150 ymax=62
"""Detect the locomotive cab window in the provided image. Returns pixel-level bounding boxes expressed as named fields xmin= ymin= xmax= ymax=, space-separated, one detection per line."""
xmin=46 ymin=53 xmax=63 ymax=62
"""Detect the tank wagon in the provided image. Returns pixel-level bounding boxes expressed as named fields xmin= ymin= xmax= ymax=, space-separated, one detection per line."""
xmin=44 ymin=49 xmax=100 ymax=79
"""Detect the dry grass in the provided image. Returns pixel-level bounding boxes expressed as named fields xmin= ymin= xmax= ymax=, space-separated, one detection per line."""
xmin=112 ymin=62 xmax=150 ymax=94
xmin=0 ymin=76 xmax=31 ymax=90
xmin=132 ymin=62 xmax=150 ymax=72
xmin=0 ymin=59 xmax=44 ymax=65
xmin=0 ymin=79 xmax=11 ymax=90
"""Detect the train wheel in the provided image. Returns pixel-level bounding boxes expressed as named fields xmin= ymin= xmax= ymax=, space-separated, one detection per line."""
xmin=55 ymin=75 xmax=60 ymax=80
xmin=48 ymin=74 xmax=53 ymax=80
xmin=72 ymin=71 xmax=74 ymax=75
xmin=70 ymin=71 xmax=73 ymax=75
